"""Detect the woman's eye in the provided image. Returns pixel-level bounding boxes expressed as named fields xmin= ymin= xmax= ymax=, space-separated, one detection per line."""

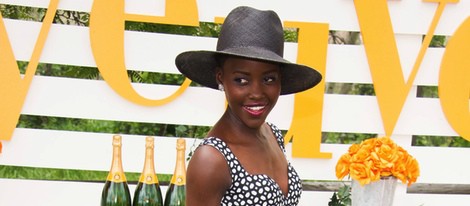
xmin=235 ymin=78 xmax=248 ymax=84
xmin=264 ymin=76 xmax=277 ymax=83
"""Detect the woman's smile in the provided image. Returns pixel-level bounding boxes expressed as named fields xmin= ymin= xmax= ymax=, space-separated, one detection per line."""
xmin=243 ymin=104 xmax=267 ymax=116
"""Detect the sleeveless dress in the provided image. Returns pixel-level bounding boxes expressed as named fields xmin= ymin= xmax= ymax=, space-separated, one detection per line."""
xmin=200 ymin=123 xmax=302 ymax=206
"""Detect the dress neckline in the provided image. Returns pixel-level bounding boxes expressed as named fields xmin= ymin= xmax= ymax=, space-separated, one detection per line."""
xmin=207 ymin=136 xmax=291 ymax=199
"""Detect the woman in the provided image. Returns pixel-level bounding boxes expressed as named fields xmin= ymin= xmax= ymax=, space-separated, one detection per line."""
xmin=175 ymin=6 xmax=322 ymax=206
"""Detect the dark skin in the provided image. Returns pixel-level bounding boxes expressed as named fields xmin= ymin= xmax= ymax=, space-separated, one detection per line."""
xmin=186 ymin=56 xmax=289 ymax=206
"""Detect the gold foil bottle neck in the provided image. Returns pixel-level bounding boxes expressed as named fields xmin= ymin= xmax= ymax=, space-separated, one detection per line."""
xmin=176 ymin=138 xmax=185 ymax=151
xmin=107 ymin=135 xmax=127 ymax=182
xmin=112 ymin=135 xmax=122 ymax=146
xmin=145 ymin=136 xmax=155 ymax=149
xmin=139 ymin=136 xmax=158 ymax=184
xmin=170 ymin=138 xmax=186 ymax=186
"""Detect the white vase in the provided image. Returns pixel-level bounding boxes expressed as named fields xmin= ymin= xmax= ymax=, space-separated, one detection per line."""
xmin=351 ymin=176 xmax=398 ymax=206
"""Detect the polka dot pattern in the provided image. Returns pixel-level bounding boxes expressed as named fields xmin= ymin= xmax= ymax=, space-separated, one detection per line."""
xmin=201 ymin=123 xmax=302 ymax=206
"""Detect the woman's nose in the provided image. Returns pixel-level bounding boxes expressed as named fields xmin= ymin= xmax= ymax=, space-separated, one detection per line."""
xmin=248 ymin=81 xmax=264 ymax=99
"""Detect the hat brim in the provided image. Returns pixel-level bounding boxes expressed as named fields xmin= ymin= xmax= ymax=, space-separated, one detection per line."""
xmin=175 ymin=47 xmax=322 ymax=95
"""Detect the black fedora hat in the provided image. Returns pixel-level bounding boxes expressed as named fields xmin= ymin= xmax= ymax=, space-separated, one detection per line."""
xmin=175 ymin=6 xmax=322 ymax=95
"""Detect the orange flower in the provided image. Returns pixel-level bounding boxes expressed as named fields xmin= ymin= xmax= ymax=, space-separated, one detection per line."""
xmin=351 ymin=147 xmax=371 ymax=163
xmin=335 ymin=136 xmax=420 ymax=186
xmin=392 ymin=147 xmax=409 ymax=184
xmin=359 ymin=138 xmax=376 ymax=152
xmin=348 ymin=143 xmax=360 ymax=155
xmin=404 ymin=157 xmax=420 ymax=186
xmin=349 ymin=160 xmax=379 ymax=185
xmin=336 ymin=154 xmax=351 ymax=179
xmin=374 ymin=138 xmax=399 ymax=172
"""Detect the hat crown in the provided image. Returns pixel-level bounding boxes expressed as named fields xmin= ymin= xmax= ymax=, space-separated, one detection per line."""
xmin=216 ymin=6 xmax=284 ymax=57
xmin=175 ymin=6 xmax=322 ymax=95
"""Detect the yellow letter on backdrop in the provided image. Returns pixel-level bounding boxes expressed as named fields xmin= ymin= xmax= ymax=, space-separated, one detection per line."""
xmin=283 ymin=22 xmax=331 ymax=158
xmin=354 ymin=0 xmax=454 ymax=136
xmin=89 ymin=0 xmax=198 ymax=106
xmin=439 ymin=17 xmax=470 ymax=141
xmin=0 ymin=0 xmax=59 ymax=141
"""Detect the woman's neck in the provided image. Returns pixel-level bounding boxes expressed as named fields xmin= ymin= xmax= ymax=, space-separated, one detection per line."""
xmin=209 ymin=109 xmax=268 ymax=144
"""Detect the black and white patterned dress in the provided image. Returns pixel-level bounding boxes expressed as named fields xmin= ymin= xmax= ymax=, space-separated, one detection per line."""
xmin=200 ymin=123 xmax=302 ymax=206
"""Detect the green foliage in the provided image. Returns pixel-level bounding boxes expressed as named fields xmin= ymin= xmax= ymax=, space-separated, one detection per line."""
xmin=284 ymin=28 xmax=298 ymax=42
xmin=323 ymin=132 xmax=375 ymax=144
xmin=351 ymin=84 xmax=375 ymax=96
xmin=413 ymin=135 xmax=470 ymax=148
xmin=21 ymin=62 xmax=101 ymax=79
xmin=325 ymin=83 xmax=375 ymax=96
xmin=17 ymin=115 xmax=210 ymax=138
xmin=417 ymin=86 xmax=438 ymax=98
xmin=329 ymin=184 xmax=351 ymax=206
xmin=54 ymin=10 xmax=89 ymax=26
xmin=126 ymin=21 xmax=221 ymax=37
xmin=125 ymin=70 xmax=192 ymax=86
xmin=0 ymin=4 xmax=45 ymax=21
xmin=429 ymin=35 xmax=447 ymax=47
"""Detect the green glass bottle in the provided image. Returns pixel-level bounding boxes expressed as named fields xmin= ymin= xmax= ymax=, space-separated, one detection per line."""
xmin=101 ymin=135 xmax=132 ymax=206
xmin=164 ymin=138 xmax=186 ymax=206
xmin=133 ymin=137 xmax=163 ymax=206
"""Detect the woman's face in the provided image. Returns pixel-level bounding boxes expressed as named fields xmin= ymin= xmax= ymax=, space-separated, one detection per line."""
xmin=217 ymin=56 xmax=281 ymax=129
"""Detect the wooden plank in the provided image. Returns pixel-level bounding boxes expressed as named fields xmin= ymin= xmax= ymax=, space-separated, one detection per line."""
xmin=4 ymin=19 xmax=445 ymax=85
xmin=22 ymin=76 xmax=226 ymax=127
xmin=4 ymin=19 xmax=213 ymax=74
xmin=2 ymin=19 xmax=442 ymax=86
xmin=409 ymin=146 xmax=470 ymax=184
xmin=19 ymin=76 xmax=458 ymax=135
xmin=1 ymin=0 xmax=469 ymax=35
xmin=0 ymin=128 xmax=197 ymax=174
xmin=1 ymin=128 xmax=469 ymax=184
xmin=321 ymin=93 xmax=458 ymax=136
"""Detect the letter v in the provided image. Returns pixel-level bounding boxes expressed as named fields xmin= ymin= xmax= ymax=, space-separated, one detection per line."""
xmin=353 ymin=0 xmax=455 ymax=136
xmin=0 ymin=0 xmax=59 ymax=141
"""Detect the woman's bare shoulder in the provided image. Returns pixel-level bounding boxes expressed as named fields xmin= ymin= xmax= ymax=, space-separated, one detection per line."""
xmin=190 ymin=143 xmax=226 ymax=166
xmin=186 ymin=142 xmax=231 ymax=205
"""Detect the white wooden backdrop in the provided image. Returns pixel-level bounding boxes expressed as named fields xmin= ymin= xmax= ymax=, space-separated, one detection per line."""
xmin=1 ymin=0 xmax=470 ymax=205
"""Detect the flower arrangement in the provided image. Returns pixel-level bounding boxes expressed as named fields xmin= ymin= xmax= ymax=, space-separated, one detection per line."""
xmin=335 ymin=136 xmax=420 ymax=186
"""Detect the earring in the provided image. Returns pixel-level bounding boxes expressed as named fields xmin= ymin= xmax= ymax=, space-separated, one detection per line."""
xmin=218 ymin=84 xmax=224 ymax=91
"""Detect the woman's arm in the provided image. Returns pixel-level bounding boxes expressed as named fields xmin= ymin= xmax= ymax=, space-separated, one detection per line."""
xmin=186 ymin=145 xmax=231 ymax=206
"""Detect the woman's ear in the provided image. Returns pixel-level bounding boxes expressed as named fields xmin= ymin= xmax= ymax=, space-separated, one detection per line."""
xmin=215 ymin=67 xmax=223 ymax=84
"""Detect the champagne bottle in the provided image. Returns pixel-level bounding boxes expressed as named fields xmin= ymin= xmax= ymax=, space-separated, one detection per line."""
xmin=164 ymin=138 xmax=186 ymax=206
xmin=133 ymin=137 xmax=163 ymax=206
xmin=101 ymin=135 xmax=132 ymax=206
